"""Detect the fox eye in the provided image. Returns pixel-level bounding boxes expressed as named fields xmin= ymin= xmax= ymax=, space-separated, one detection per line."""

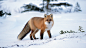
xmin=46 ymin=19 xmax=48 ymax=21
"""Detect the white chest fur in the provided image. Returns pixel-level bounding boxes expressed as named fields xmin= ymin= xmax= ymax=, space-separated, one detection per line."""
xmin=45 ymin=21 xmax=53 ymax=31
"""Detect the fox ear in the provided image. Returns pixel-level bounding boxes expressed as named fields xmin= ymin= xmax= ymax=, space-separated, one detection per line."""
xmin=44 ymin=14 xmax=47 ymax=18
xmin=50 ymin=14 xmax=53 ymax=17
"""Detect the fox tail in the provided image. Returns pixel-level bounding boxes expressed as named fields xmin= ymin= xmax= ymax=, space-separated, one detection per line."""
xmin=17 ymin=22 xmax=31 ymax=40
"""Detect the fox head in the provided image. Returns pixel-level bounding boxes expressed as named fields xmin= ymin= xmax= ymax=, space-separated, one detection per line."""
xmin=44 ymin=14 xmax=54 ymax=26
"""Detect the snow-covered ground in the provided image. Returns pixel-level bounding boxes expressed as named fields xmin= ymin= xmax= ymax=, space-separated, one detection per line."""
xmin=0 ymin=0 xmax=86 ymax=48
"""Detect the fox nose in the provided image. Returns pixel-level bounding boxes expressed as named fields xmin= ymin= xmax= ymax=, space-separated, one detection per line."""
xmin=48 ymin=22 xmax=50 ymax=24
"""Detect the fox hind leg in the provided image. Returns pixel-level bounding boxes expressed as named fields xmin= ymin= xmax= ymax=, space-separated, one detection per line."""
xmin=32 ymin=29 xmax=39 ymax=39
xmin=30 ymin=30 xmax=34 ymax=40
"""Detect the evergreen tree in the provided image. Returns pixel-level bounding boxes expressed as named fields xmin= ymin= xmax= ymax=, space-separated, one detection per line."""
xmin=74 ymin=2 xmax=82 ymax=12
xmin=78 ymin=26 xmax=85 ymax=32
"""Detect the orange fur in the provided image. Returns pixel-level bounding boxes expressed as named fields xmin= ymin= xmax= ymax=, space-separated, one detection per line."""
xmin=17 ymin=14 xmax=54 ymax=40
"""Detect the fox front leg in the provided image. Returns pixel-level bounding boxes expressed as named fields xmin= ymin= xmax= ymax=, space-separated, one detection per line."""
xmin=47 ymin=30 xmax=52 ymax=38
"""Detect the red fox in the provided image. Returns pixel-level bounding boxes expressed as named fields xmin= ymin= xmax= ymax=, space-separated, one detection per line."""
xmin=17 ymin=14 xmax=54 ymax=40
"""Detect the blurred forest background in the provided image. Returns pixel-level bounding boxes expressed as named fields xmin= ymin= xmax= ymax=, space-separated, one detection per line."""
xmin=0 ymin=0 xmax=82 ymax=17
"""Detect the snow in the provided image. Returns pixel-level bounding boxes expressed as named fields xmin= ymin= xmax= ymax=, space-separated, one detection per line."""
xmin=28 ymin=33 xmax=86 ymax=48
xmin=50 ymin=1 xmax=72 ymax=4
xmin=0 ymin=0 xmax=86 ymax=48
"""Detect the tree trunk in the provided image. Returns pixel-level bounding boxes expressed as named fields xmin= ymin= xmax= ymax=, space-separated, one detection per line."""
xmin=47 ymin=0 xmax=49 ymax=14
xmin=43 ymin=0 xmax=44 ymax=9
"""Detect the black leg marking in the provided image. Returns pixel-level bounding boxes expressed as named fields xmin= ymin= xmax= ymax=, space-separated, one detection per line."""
xmin=30 ymin=36 xmax=33 ymax=40
xmin=49 ymin=33 xmax=52 ymax=38
xmin=41 ymin=34 xmax=43 ymax=39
